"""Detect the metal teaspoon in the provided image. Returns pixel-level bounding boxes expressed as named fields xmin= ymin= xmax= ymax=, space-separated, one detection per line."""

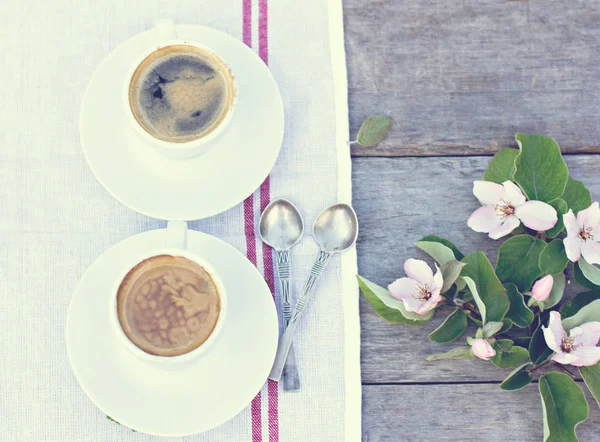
xmin=268 ymin=203 xmax=359 ymax=382
xmin=259 ymin=198 xmax=304 ymax=391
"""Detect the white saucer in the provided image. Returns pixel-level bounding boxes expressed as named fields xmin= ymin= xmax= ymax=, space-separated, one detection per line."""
xmin=65 ymin=229 xmax=278 ymax=436
xmin=80 ymin=25 xmax=284 ymax=220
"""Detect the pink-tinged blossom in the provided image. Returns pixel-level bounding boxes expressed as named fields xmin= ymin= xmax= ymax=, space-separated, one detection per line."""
xmin=388 ymin=259 xmax=443 ymax=315
xmin=468 ymin=180 xmax=557 ymax=240
xmin=542 ymin=311 xmax=600 ymax=367
xmin=471 ymin=338 xmax=496 ymax=360
xmin=531 ymin=275 xmax=554 ymax=302
xmin=563 ymin=202 xmax=600 ymax=264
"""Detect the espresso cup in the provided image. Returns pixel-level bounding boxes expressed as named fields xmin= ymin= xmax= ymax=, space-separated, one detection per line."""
xmin=123 ymin=19 xmax=237 ymax=159
xmin=109 ymin=221 xmax=228 ymax=369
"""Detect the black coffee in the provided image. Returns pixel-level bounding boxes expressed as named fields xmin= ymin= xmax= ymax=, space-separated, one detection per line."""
xmin=129 ymin=45 xmax=235 ymax=143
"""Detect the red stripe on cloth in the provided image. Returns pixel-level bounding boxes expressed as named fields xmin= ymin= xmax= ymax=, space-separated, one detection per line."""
xmin=242 ymin=2 xmax=262 ymax=441
xmin=243 ymin=0 xmax=252 ymax=49
xmin=259 ymin=177 xmax=279 ymax=442
xmin=258 ymin=1 xmax=278 ymax=440
xmin=258 ymin=0 xmax=269 ymax=64
xmin=244 ymin=194 xmax=262 ymax=442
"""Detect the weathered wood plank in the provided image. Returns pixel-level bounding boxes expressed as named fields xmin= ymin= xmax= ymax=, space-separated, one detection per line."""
xmin=354 ymin=155 xmax=600 ymax=383
xmin=344 ymin=0 xmax=600 ymax=157
xmin=362 ymin=384 xmax=600 ymax=441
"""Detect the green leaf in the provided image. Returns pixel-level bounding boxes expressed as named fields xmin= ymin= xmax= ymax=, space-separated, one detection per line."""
xmin=482 ymin=321 xmax=503 ymax=338
xmin=580 ymin=362 xmax=600 ymax=408
xmin=428 ymin=309 xmax=468 ymax=343
xmin=513 ymin=133 xmax=569 ymax=203
xmin=539 ymin=273 xmax=566 ymax=311
xmin=106 ymin=416 xmax=137 ymax=432
xmin=482 ymin=148 xmax=518 ymax=184
xmin=356 ymin=116 xmax=392 ymax=147
xmin=461 ymin=252 xmax=509 ymax=323
xmin=357 ymin=276 xmax=433 ymax=325
xmin=496 ymin=235 xmax=547 ymax=292
xmin=490 ymin=339 xmax=530 ymax=368
xmin=500 ymin=318 xmax=513 ymax=333
xmin=466 ymin=311 xmax=483 ymax=327
xmin=539 ymin=372 xmax=589 ymax=442
xmin=561 ymin=291 xmax=600 ymax=319
xmin=574 ymin=261 xmax=597 ymax=289
xmin=562 ymin=176 xmax=592 ymax=214
xmin=419 ymin=235 xmax=465 ymax=260
xmin=562 ymin=299 xmax=600 ymax=332
xmin=530 ymin=315 xmax=553 ymax=365
xmin=546 ymin=199 xmax=569 ymax=238
xmin=415 ymin=241 xmax=455 ymax=266
xmin=440 ymin=260 xmax=466 ymax=293
xmin=425 ymin=347 xmax=474 ymax=361
xmin=578 ymin=258 xmax=600 ymax=286
xmin=539 ymin=239 xmax=569 ymax=275
xmin=504 ymin=283 xmax=534 ymax=328
xmin=512 ymin=336 xmax=532 ymax=348
xmin=500 ymin=363 xmax=533 ymax=391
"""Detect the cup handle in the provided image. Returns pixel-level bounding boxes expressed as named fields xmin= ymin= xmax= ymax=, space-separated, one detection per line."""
xmin=166 ymin=220 xmax=188 ymax=249
xmin=155 ymin=18 xmax=177 ymax=42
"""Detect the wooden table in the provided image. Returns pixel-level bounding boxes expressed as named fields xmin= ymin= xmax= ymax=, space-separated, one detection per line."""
xmin=345 ymin=1 xmax=600 ymax=440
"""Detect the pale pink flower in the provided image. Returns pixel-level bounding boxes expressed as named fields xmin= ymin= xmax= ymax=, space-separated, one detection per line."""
xmin=531 ymin=275 xmax=554 ymax=302
xmin=542 ymin=311 xmax=600 ymax=367
xmin=388 ymin=259 xmax=443 ymax=315
xmin=471 ymin=338 xmax=496 ymax=360
xmin=468 ymin=180 xmax=557 ymax=240
xmin=563 ymin=202 xmax=600 ymax=264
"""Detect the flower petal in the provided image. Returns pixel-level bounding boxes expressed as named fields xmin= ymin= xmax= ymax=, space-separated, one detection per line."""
xmin=577 ymin=202 xmax=600 ymax=229
xmin=563 ymin=210 xmax=580 ymax=237
xmin=415 ymin=293 xmax=442 ymax=315
xmin=571 ymin=322 xmax=600 ymax=347
xmin=404 ymin=259 xmax=434 ymax=286
xmin=388 ymin=278 xmax=419 ymax=301
xmin=432 ymin=265 xmax=443 ymax=292
xmin=402 ymin=296 xmax=426 ymax=314
xmin=551 ymin=352 xmax=579 ymax=365
xmin=564 ymin=236 xmax=583 ymax=263
xmin=502 ymin=181 xmax=526 ymax=207
xmin=473 ymin=181 xmax=504 ymax=205
xmin=542 ymin=311 xmax=565 ymax=353
xmin=514 ymin=201 xmax=558 ymax=231
xmin=567 ymin=346 xmax=600 ymax=367
xmin=488 ymin=216 xmax=520 ymax=240
xmin=581 ymin=241 xmax=600 ymax=265
xmin=471 ymin=338 xmax=496 ymax=360
xmin=468 ymin=205 xmax=503 ymax=233
xmin=531 ymin=275 xmax=554 ymax=302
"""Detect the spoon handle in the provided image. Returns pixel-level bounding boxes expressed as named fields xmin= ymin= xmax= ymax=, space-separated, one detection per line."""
xmin=269 ymin=250 xmax=332 ymax=381
xmin=275 ymin=250 xmax=300 ymax=391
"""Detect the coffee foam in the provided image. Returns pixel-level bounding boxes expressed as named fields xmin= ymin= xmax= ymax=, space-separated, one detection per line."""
xmin=116 ymin=255 xmax=221 ymax=357
xmin=129 ymin=45 xmax=235 ymax=143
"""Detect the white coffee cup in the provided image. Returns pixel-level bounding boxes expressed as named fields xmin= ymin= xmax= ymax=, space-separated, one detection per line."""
xmin=109 ymin=221 xmax=228 ymax=370
xmin=123 ymin=19 xmax=237 ymax=159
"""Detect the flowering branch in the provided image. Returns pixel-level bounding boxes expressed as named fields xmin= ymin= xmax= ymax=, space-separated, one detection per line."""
xmin=358 ymin=134 xmax=600 ymax=441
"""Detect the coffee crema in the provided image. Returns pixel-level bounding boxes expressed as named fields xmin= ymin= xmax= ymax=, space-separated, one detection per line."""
xmin=128 ymin=44 xmax=235 ymax=143
xmin=116 ymin=255 xmax=221 ymax=357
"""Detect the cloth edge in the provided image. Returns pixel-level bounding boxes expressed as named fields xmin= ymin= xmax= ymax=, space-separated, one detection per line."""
xmin=328 ymin=0 xmax=362 ymax=440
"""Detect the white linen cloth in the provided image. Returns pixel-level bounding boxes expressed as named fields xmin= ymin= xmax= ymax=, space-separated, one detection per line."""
xmin=0 ymin=0 xmax=360 ymax=441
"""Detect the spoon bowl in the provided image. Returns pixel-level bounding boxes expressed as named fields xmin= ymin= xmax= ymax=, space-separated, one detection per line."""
xmin=312 ymin=203 xmax=358 ymax=252
xmin=259 ymin=199 xmax=304 ymax=251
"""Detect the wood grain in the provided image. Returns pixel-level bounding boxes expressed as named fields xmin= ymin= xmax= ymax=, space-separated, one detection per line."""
xmin=354 ymin=155 xmax=600 ymax=383
xmin=362 ymin=384 xmax=600 ymax=441
xmin=344 ymin=0 xmax=600 ymax=157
